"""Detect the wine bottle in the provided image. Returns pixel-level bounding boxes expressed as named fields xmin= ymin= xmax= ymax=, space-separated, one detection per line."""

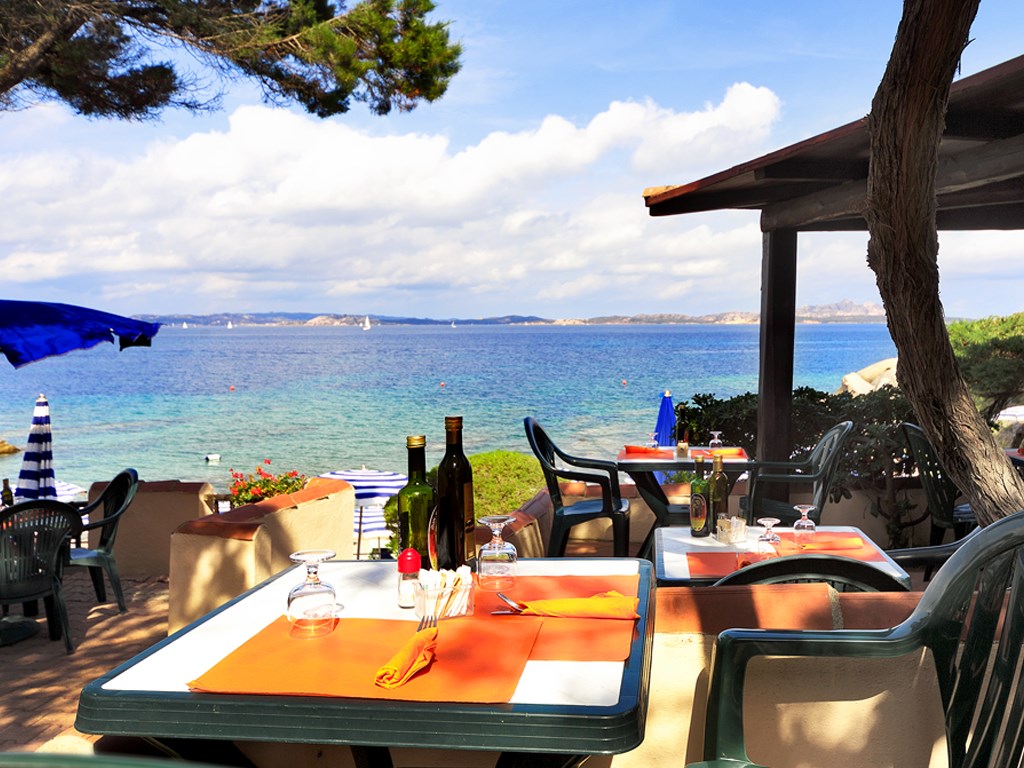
xmin=709 ymin=454 xmax=729 ymax=529
xmin=398 ymin=435 xmax=435 ymax=566
xmin=435 ymin=416 xmax=475 ymax=569
xmin=1 ymin=478 xmax=13 ymax=507
xmin=689 ymin=456 xmax=709 ymax=537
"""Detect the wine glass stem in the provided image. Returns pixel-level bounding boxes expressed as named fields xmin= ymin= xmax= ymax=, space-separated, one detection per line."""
xmin=306 ymin=563 xmax=320 ymax=585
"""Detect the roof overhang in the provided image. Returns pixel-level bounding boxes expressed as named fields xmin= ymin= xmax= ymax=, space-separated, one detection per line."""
xmin=643 ymin=54 xmax=1024 ymax=232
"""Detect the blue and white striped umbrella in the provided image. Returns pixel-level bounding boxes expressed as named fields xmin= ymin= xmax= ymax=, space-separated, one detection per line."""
xmin=15 ymin=394 xmax=56 ymax=500
xmin=320 ymin=467 xmax=407 ymax=558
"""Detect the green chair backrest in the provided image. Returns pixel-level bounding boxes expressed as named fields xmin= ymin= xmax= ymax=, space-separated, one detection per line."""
xmin=901 ymin=422 xmax=960 ymax=529
xmin=0 ymin=499 xmax=83 ymax=603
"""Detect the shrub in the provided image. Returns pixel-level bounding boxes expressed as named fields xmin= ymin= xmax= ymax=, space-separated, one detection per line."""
xmin=229 ymin=459 xmax=306 ymax=506
xmin=383 ymin=449 xmax=546 ymax=553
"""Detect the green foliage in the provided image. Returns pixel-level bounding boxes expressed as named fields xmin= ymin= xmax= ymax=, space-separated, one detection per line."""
xmin=382 ymin=449 xmax=546 ymax=554
xmin=1 ymin=0 xmax=462 ymax=119
xmin=228 ymin=459 xmax=306 ymax=505
xmin=949 ymin=313 xmax=1024 ymax=420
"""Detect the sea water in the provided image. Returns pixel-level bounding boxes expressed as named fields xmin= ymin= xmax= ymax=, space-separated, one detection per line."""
xmin=0 ymin=324 xmax=895 ymax=492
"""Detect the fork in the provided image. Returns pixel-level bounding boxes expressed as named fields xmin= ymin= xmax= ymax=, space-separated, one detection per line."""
xmin=417 ymin=613 xmax=437 ymax=632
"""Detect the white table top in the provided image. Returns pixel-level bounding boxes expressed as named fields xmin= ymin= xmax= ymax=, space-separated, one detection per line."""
xmin=77 ymin=558 xmax=654 ymax=756
xmin=655 ymin=525 xmax=911 ymax=587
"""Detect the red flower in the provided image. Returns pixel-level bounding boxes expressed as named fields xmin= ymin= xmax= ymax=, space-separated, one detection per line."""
xmin=263 ymin=458 xmax=272 ymax=465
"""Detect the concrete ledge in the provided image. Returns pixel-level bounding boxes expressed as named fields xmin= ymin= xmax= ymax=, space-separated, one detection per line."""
xmin=168 ymin=478 xmax=355 ymax=634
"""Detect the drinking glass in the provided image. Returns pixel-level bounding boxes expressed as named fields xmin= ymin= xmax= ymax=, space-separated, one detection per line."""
xmin=709 ymin=431 xmax=724 ymax=449
xmin=756 ymin=517 xmax=781 ymax=545
xmin=477 ymin=515 xmax=517 ymax=591
xmin=287 ymin=549 xmax=339 ymax=630
xmin=793 ymin=504 xmax=817 ymax=542
xmin=647 ymin=432 xmax=658 ymax=448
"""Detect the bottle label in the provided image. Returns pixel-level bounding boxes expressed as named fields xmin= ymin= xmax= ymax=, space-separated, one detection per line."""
xmin=427 ymin=503 xmax=440 ymax=570
xmin=690 ymin=492 xmax=709 ymax=536
xmin=462 ymin=481 xmax=476 ymax=565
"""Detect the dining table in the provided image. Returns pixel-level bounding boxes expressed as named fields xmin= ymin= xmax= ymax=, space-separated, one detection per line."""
xmin=615 ymin=445 xmax=757 ymax=559
xmin=76 ymin=558 xmax=655 ymax=768
xmin=653 ymin=524 xmax=912 ymax=588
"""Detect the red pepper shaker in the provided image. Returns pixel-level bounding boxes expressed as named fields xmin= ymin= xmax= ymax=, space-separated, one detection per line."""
xmin=398 ymin=548 xmax=421 ymax=608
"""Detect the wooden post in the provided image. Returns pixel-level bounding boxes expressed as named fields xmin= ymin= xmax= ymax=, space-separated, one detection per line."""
xmin=757 ymin=228 xmax=797 ymax=464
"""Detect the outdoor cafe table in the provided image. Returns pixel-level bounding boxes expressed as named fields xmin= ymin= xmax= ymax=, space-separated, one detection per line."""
xmin=653 ymin=524 xmax=912 ymax=588
xmin=76 ymin=558 xmax=655 ymax=768
xmin=615 ymin=446 xmax=756 ymax=558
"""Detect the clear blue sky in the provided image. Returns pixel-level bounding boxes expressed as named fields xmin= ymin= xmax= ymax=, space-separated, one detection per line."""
xmin=1 ymin=1 xmax=1022 ymax=319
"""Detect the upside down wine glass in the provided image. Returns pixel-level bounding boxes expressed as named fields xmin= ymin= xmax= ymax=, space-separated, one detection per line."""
xmin=287 ymin=549 xmax=340 ymax=635
xmin=477 ymin=515 xmax=517 ymax=591
xmin=709 ymin=431 xmax=724 ymax=449
xmin=793 ymin=504 xmax=817 ymax=543
xmin=756 ymin=517 xmax=781 ymax=544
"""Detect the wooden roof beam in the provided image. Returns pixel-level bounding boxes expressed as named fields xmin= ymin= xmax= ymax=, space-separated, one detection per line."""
xmin=754 ymin=159 xmax=868 ymax=182
xmin=944 ymin=111 xmax=1024 ymax=141
xmin=761 ymin=131 xmax=1024 ymax=230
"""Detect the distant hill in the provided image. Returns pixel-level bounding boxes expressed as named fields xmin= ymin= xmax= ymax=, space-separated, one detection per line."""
xmin=137 ymin=302 xmax=888 ymax=327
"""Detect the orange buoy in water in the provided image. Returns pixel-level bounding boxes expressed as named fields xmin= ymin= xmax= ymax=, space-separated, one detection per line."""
xmin=621 ymin=379 xmax=628 ymax=387
xmin=439 ymin=381 xmax=446 ymax=388
xmin=229 ymin=385 xmax=235 ymax=391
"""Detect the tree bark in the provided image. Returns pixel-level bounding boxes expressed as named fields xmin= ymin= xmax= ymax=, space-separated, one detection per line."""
xmin=865 ymin=0 xmax=1024 ymax=525
xmin=0 ymin=9 xmax=87 ymax=97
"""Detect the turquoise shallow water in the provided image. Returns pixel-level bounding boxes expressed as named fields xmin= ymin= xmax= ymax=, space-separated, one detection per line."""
xmin=0 ymin=324 xmax=895 ymax=493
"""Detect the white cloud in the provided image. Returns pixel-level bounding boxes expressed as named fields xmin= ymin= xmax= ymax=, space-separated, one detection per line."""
xmin=9 ymin=80 xmax=1015 ymax=319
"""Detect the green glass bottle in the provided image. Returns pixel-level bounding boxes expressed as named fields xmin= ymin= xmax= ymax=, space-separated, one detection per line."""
xmin=398 ymin=435 xmax=434 ymax=566
xmin=709 ymin=454 xmax=729 ymax=530
xmin=435 ymin=416 xmax=474 ymax=569
xmin=689 ymin=456 xmax=709 ymax=537
xmin=1 ymin=478 xmax=13 ymax=507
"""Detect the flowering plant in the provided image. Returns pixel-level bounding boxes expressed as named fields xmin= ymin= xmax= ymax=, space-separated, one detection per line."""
xmin=229 ymin=459 xmax=306 ymax=505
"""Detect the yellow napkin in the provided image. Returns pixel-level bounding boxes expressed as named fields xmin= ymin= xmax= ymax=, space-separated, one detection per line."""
xmin=516 ymin=590 xmax=640 ymax=619
xmin=374 ymin=627 xmax=438 ymax=689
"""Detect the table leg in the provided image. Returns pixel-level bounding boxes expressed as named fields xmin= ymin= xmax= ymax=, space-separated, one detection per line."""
xmin=351 ymin=746 xmax=394 ymax=768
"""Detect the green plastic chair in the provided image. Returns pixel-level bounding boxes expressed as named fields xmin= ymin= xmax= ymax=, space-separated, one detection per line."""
xmin=523 ymin=417 xmax=629 ymax=557
xmin=689 ymin=508 xmax=1024 ymax=768
xmin=0 ymin=499 xmax=83 ymax=653
xmin=901 ymin=422 xmax=976 ymax=546
xmin=741 ymin=421 xmax=853 ymax=526
xmin=68 ymin=469 xmax=138 ymax=612
xmin=711 ymin=553 xmax=909 ymax=592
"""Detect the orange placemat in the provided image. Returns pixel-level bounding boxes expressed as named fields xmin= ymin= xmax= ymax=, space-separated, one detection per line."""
xmin=685 ymin=552 xmax=749 ymax=579
xmin=476 ymin=574 xmax=641 ymax=662
xmin=689 ymin=447 xmax=749 ymax=459
xmin=189 ymin=615 xmax=542 ymax=703
xmin=776 ymin=532 xmax=884 ymax=562
xmin=621 ymin=446 xmax=675 ymax=458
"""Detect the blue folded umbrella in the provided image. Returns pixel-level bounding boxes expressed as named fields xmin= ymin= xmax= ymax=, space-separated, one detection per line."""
xmin=0 ymin=300 xmax=161 ymax=368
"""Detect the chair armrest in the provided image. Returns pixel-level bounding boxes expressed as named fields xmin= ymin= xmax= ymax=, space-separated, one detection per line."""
xmin=886 ymin=528 xmax=978 ymax=566
xmin=548 ymin=465 xmax=617 ymax=499
xmin=550 ymin=450 xmax=624 ymax=499
xmin=750 ymin=469 xmax=825 ymax=485
xmin=704 ymin=626 xmax=920 ymax=762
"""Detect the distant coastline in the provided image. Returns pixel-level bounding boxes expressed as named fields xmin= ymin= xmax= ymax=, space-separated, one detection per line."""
xmin=138 ymin=300 xmax=888 ymax=328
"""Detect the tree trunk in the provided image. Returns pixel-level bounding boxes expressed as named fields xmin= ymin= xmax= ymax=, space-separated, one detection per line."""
xmin=865 ymin=0 xmax=1024 ymax=526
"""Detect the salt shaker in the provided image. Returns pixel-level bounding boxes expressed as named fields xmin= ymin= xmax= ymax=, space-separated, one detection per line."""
xmin=397 ymin=548 xmax=421 ymax=608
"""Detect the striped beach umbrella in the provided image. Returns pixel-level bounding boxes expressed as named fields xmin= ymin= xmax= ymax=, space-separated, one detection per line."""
xmin=319 ymin=467 xmax=407 ymax=558
xmin=15 ymin=394 xmax=57 ymax=500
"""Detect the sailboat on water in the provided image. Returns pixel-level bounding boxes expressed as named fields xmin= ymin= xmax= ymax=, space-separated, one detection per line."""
xmin=362 ymin=316 xmax=372 ymax=331
xmin=182 ymin=321 xmax=189 ymax=329
xmin=226 ymin=321 xmax=234 ymax=330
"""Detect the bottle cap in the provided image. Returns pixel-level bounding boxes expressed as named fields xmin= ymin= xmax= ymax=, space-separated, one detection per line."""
xmin=398 ymin=548 xmax=421 ymax=573
xmin=444 ymin=415 xmax=463 ymax=429
xmin=406 ymin=435 xmax=426 ymax=448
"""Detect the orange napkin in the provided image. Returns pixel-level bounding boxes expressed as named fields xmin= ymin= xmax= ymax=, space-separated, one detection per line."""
xmin=515 ymin=590 xmax=640 ymax=619
xmin=775 ymin=532 xmax=864 ymax=551
xmin=374 ymin=627 xmax=438 ymax=689
xmin=623 ymin=445 xmax=674 ymax=457
xmin=690 ymin=447 xmax=748 ymax=459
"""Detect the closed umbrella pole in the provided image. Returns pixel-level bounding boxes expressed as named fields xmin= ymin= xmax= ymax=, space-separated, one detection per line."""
xmin=15 ymin=394 xmax=56 ymax=500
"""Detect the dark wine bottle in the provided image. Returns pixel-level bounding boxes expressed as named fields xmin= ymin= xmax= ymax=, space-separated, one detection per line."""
xmin=709 ymin=454 xmax=729 ymax=529
xmin=435 ymin=416 xmax=475 ymax=569
xmin=398 ymin=435 xmax=435 ymax=567
xmin=689 ymin=456 xmax=709 ymax=537
xmin=1 ymin=478 xmax=13 ymax=507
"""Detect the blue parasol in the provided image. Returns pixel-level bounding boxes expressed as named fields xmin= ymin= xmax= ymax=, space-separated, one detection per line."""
xmin=654 ymin=390 xmax=676 ymax=446
xmin=654 ymin=390 xmax=675 ymax=484
xmin=0 ymin=300 xmax=161 ymax=368
xmin=319 ymin=467 xmax=407 ymax=558
xmin=15 ymin=394 xmax=57 ymax=500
